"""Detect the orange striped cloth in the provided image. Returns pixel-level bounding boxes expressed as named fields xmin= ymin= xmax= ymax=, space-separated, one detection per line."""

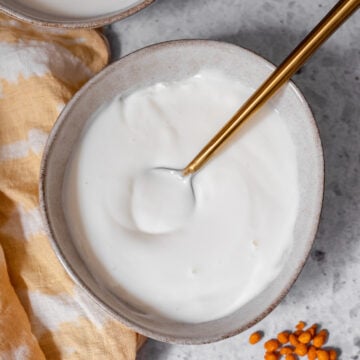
xmin=0 ymin=14 xmax=145 ymax=359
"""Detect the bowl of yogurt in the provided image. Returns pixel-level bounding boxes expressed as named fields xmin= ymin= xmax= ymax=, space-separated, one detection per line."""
xmin=40 ymin=40 xmax=324 ymax=344
xmin=0 ymin=0 xmax=155 ymax=28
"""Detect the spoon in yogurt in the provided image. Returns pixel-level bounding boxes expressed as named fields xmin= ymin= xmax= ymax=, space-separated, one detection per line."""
xmin=132 ymin=0 xmax=359 ymax=234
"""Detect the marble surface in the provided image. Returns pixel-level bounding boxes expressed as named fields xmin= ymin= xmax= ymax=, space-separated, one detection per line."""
xmin=104 ymin=0 xmax=360 ymax=358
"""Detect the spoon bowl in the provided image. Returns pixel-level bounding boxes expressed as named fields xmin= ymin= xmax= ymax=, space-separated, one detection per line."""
xmin=131 ymin=167 xmax=195 ymax=234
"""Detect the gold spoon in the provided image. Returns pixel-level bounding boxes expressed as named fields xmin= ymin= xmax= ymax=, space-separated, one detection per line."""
xmin=132 ymin=0 xmax=359 ymax=234
xmin=183 ymin=0 xmax=359 ymax=176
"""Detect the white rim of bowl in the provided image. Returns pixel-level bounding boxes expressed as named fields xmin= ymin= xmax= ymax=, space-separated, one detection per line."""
xmin=0 ymin=0 xmax=156 ymax=28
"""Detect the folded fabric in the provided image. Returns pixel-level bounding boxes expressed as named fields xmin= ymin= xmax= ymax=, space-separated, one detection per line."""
xmin=0 ymin=14 xmax=145 ymax=359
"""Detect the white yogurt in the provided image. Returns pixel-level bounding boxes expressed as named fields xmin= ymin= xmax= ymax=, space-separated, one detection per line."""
xmin=15 ymin=0 xmax=142 ymax=17
xmin=63 ymin=71 xmax=299 ymax=323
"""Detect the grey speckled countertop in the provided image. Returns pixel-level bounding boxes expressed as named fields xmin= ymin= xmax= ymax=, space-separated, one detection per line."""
xmin=104 ymin=1 xmax=360 ymax=358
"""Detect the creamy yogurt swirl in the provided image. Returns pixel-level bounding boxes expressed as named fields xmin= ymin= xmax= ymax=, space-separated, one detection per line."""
xmin=63 ymin=71 xmax=299 ymax=323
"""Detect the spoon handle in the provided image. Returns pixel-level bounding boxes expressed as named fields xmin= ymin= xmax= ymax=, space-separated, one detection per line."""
xmin=183 ymin=0 xmax=359 ymax=176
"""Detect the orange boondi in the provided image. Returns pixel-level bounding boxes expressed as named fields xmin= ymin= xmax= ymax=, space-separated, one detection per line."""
xmin=296 ymin=321 xmax=306 ymax=330
xmin=294 ymin=343 xmax=308 ymax=356
xmin=316 ymin=349 xmax=330 ymax=360
xmin=248 ymin=320 xmax=338 ymax=359
xmin=249 ymin=331 xmax=263 ymax=344
xmin=279 ymin=346 xmax=293 ymax=355
xmin=278 ymin=332 xmax=290 ymax=344
xmin=328 ymin=349 xmax=337 ymax=360
xmin=307 ymin=345 xmax=317 ymax=360
xmin=298 ymin=331 xmax=312 ymax=344
xmin=264 ymin=339 xmax=281 ymax=352
xmin=264 ymin=352 xmax=280 ymax=360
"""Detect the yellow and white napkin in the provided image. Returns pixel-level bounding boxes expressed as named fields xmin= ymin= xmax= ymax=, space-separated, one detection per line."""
xmin=0 ymin=14 xmax=145 ymax=359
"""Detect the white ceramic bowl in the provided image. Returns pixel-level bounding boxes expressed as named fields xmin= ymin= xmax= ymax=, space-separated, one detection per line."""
xmin=40 ymin=40 xmax=324 ymax=344
xmin=0 ymin=0 xmax=155 ymax=28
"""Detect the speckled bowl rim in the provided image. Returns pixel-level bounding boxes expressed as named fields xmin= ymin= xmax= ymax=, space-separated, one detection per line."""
xmin=39 ymin=39 xmax=324 ymax=345
xmin=0 ymin=0 xmax=155 ymax=28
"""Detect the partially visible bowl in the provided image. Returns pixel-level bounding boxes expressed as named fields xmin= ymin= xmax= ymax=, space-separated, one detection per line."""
xmin=40 ymin=40 xmax=324 ymax=344
xmin=0 ymin=0 xmax=155 ymax=28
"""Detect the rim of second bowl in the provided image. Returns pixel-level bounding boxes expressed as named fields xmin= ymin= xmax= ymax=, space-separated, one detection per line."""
xmin=39 ymin=39 xmax=324 ymax=344
xmin=0 ymin=0 xmax=156 ymax=28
